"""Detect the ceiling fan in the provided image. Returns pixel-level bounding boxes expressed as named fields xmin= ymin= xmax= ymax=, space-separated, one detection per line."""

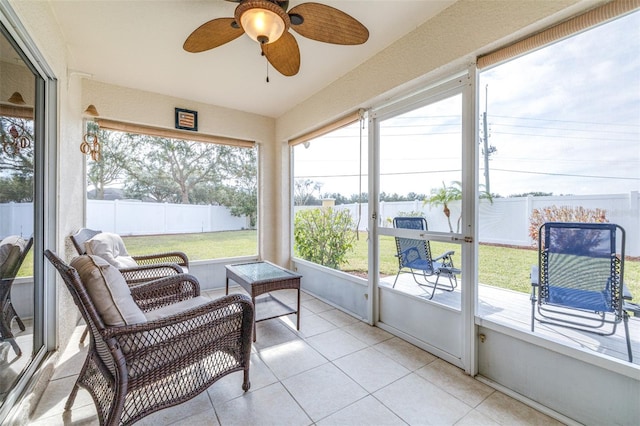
xmin=183 ymin=0 xmax=369 ymax=77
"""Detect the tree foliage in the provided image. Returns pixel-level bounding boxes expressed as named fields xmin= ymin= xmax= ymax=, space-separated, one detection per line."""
xmin=84 ymin=128 xmax=258 ymax=224
xmin=348 ymin=192 xmax=369 ymax=204
xmin=380 ymin=192 xmax=426 ymax=202
xmin=509 ymin=191 xmax=553 ymax=198
xmin=86 ymin=123 xmax=130 ymax=200
xmin=0 ymin=116 xmax=34 ymax=202
xmin=424 ymin=181 xmax=492 ymax=232
xmin=294 ymin=179 xmax=323 ymax=206
xmin=0 ymin=175 xmax=32 ymax=202
xmin=292 ymin=187 xmax=427 ymax=206
xmin=294 ymin=207 xmax=356 ymax=269
xmin=120 ymin=136 xmax=228 ymax=204
xmin=215 ymin=148 xmax=258 ymax=227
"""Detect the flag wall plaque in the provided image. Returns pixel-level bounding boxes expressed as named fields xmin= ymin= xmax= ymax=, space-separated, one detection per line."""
xmin=175 ymin=108 xmax=198 ymax=131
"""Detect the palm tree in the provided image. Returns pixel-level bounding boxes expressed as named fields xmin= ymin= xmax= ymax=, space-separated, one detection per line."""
xmin=424 ymin=181 xmax=492 ymax=233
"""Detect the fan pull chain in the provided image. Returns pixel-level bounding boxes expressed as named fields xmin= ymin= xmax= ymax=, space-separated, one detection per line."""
xmin=261 ymin=49 xmax=270 ymax=83
xmin=266 ymin=59 xmax=270 ymax=83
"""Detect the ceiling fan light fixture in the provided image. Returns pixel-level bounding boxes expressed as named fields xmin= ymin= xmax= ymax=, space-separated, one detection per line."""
xmin=235 ymin=0 xmax=290 ymax=45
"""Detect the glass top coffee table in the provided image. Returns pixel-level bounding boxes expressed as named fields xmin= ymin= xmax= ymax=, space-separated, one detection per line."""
xmin=226 ymin=261 xmax=301 ymax=341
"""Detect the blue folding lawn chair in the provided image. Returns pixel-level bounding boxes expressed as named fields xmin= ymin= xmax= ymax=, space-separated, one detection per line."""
xmin=392 ymin=217 xmax=459 ymax=300
xmin=531 ymin=222 xmax=634 ymax=362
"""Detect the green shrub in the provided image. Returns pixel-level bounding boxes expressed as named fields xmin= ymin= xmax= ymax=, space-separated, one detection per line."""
xmin=294 ymin=207 xmax=356 ymax=269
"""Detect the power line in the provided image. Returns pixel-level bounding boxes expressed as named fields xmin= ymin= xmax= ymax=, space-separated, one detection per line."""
xmin=489 ymin=115 xmax=640 ymax=128
xmin=490 ymin=123 xmax=638 ymax=136
xmin=297 ymin=168 xmax=640 ymax=181
xmin=382 ymin=123 xmax=461 ymax=128
xmin=296 ymin=169 xmax=461 ymax=179
xmin=491 ymin=168 xmax=640 ymax=180
xmin=388 ymin=115 xmax=461 ymax=120
xmin=379 ymin=131 xmax=462 ymax=136
xmin=494 ymin=156 xmax=639 ymax=165
xmin=491 ymin=131 xmax=636 ymax=142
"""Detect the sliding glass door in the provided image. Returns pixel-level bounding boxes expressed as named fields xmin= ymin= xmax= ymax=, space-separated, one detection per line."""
xmin=0 ymin=8 xmax=55 ymax=419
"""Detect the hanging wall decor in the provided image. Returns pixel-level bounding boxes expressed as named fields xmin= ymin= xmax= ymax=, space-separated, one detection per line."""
xmin=1 ymin=122 xmax=30 ymax=155
xmin=80 ymin=104 xmax=101 ymax=161
xmin=175 ymin=108 xmax=198 ymax=131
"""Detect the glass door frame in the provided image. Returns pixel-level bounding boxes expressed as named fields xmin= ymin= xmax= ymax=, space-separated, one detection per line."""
xmin=0 ymin=2 xmax=57 ymax=422
xmin=367 ymin=69 xmax=479 ymax=374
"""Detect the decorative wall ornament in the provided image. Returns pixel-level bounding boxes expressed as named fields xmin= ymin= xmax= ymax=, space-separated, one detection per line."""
xmin=175 ymin=108 xmax=198 ymax=131
xmin=1 ymin=91 xmax=32 ymax=155
xmin=81 ymin=104 xmax=101 ymax=161
xmin=1 ymin=122 xmax=30 ymax=155
xmin=80 ymin=132 xmax=100 ymax=161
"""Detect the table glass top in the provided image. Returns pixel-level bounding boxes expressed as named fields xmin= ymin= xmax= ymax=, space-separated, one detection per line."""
xmin=228 ymin=261 xmax=298 ymax=282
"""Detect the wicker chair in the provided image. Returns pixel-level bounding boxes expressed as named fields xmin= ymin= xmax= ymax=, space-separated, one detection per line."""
xmin=70 ymin=228 xmax=189 ymax=284
xmin=1 ymin=236 xmax=33 ymax=356
xmin=71 ymin=229 xmax=188 ymax=344
xmin=45 ymin=250 xmax=253 ymax=426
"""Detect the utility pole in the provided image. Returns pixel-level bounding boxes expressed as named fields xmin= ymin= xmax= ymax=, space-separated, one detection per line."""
xmin=482 ymin=84 xmax=491 ymax=195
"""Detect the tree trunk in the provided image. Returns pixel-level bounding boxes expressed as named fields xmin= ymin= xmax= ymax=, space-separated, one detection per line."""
xmin=443 ymin=203 xmax=453 ymax=232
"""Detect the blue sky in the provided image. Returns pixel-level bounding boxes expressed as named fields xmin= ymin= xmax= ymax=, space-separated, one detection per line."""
xmin=294 ymin=10 xmax=640 ymax=198
xmin=478 ymin=10 xmax=640 ymax=197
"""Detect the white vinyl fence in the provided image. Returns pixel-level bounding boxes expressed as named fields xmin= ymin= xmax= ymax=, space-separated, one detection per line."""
xmin=297 ymin=192 xmax=640 ymax=256
xmin=1 ymin=192 xmax=638 ymax=254
xmin=86 ymin=200 xmax=249 ymax=235
xmin=0 ymin=202 xmax=33 ymax=238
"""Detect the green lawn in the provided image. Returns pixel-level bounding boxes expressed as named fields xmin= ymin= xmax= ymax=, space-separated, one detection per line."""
xmin=122 ymin=230 xmax=257 ymax=260
xmin=16 ymin=230 xmax=257 ymax=277
xmin=342 ymin=232 xmax=639 ymax=297
xmin=20 ymin=230 xmax=639 ymax=297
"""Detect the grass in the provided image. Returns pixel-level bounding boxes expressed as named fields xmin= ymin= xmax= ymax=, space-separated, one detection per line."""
xmin=19 ymin=230 xmax=639 ymax=297
xmin=342 ymin=232 xmax=639 ymax=297
xmin=122 ymin=230 xmax=257 ymax=260
xmin=16 ymin=230 xmax=257 ymax=277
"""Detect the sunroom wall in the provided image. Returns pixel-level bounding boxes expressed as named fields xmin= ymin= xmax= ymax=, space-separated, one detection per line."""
xmin=8 ymin=0 xmax=634 ymax=423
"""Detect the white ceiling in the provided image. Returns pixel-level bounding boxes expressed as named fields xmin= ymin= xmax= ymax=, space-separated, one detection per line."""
xmin=48 ymin=0 xmax=456 ymax=118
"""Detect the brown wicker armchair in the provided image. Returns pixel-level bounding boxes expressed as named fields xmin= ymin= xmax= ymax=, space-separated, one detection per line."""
xmin=70 ymin=228 xmax=189 ymax=284
xmin=1 ymin=236 xmax=33 ymax=356
xmin=45 ymin=250 xmax=253 ymax=426
xmin=71 ymin=229 xmax=188 ymax=344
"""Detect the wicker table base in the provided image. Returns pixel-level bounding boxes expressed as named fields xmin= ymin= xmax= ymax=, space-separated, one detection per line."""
xmin=226 ymin=261 xmax=301 ymax=341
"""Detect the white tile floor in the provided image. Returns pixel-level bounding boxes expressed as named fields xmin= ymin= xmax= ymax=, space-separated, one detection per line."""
xmin=29 ymin=287 xmax=564 ymax=426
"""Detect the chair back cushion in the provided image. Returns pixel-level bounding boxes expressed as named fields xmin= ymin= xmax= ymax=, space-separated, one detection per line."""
xmin=85 ymin=232 xmax=138 ymax=269
xmin=71 ymin=255 xmax=147 ymax=326
xmin=0 ymin=235 xmax=27 ymax=278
